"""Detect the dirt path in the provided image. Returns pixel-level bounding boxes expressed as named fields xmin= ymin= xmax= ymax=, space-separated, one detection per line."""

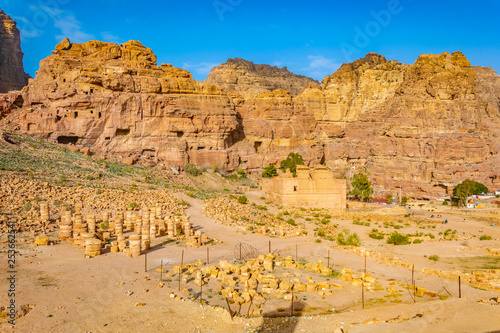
xmin=1 ymin=195 xmax=499 ymax=332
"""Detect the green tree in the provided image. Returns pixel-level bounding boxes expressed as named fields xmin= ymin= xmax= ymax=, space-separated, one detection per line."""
xmin=452 ymin=179 xmax=488 ymax=207
xmin=280 ymin=153 xmax=304 ymax=176
xmin=401 ymin=196 xmax=408 ymax=205
xmin=262 ymin=164 xmax=278 ymax=178
xmin=386 ymin=194 xmax=393 ymax=204
xmin=349 ymin=172 xmax=373 ymax=202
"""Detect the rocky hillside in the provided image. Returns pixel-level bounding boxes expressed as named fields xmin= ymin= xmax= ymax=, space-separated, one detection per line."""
xmin=2 ymin=37 xmax=500 ymax=199
xmin=0 ymin=9 xmax=29 ymax=93
xmin=206 ymin=58 xmax=317 ymax=99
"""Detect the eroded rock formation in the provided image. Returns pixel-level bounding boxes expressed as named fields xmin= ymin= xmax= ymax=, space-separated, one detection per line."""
xmin=3 ymin=37 xmax=500 ymax=198
xmin=0 ymin=9 xmax=29 ymax=93
xmin=15 ymin=38 xmax=239 ymax=169
xmin=206 ymin=58 xmax=318 ymax=99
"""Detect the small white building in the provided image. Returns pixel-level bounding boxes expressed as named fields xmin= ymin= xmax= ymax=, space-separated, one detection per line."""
xmin=496 ymin=190 xmax=500 ymax=196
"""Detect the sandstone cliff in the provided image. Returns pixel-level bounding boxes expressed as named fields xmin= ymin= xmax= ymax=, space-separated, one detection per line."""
xmin=3 ymin=37 xmax=500 ymax=198
xmin=14 ymin=38 xmax=239 ymax=169
xmin=206 ymin=58 xmax=318 ymax=99
xmin=0 ymin=9 xmax=29 ymax=93
xmin=294 ymin=52 xmax=500 ymax=197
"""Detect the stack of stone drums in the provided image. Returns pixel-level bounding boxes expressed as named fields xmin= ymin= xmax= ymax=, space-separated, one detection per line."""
xmin=129 ymin=234 xmax=141 ymax=257
xmin=85 ymin=236 xmax=102 ymax=257
xmin=58 ymin=210 xmax=72 ymax=240
xmin=87 ymin=214 xmax=96 ymax=235
xmin=73 ymin=212 xmax=87 ymax=248
xmin=40 ymin=202 xmax=49 ymax=223
xmin=141 ymin=212 xmax=150 ymax=251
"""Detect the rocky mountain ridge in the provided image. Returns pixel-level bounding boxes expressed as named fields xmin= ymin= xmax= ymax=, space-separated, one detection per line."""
xmin=206 ymin=57 xmax=318 ymax=99
xmin=0 ymin=9 xmax=29 ymax=93
xmin=1 ymin=37 xmax=499 ymax=199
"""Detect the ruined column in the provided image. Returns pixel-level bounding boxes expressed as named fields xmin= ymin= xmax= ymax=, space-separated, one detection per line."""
xmin=129 ymin=234 xmax=142 ymax=257
xmin=58 ymin=210 xmax=72 ymax=240
xmin=134 ymin=215 xmax=142 ymax=234
xmin=40 ymin=202 xmax=49 ymax=223
xmin=115 ymin=217 xmax=123 ymax=235
xmin=87 ymin=214 xmax=96 ymax=235
xmin=150 ymin=208 xmax=156 ymax=239
xmin=141 ymin=212 xmax=151 ymax=251
xmin=117 ymin=235 xmax=127 ymax=252
xmin=85 ymin=237 xmax=102 ymax=257
xmin=125 ymin=211 xmax=133 ymax=231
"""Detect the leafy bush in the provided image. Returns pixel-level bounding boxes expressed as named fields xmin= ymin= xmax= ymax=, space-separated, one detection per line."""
xmin=337 ymin=229 xmax=361 ymax=246
xmin=321 ymin=219 xmax=330 ymax=225
xmin=413 ymin=239 xmax=422 ymax=244
xmin=262 ymin=164 xmax=278 ymax=178
xmin=428 ymin=255 xmax=439 ymax=261
xmin=237 ymin=196 xmax=248 ymax=204
xmin=442 ymin=201 xmax=448 ymax=206
xmin=179 ymin=200 xmax=190 ymax=206
xmin=386 ymin=232 xmax=410 ymax=245
xmin=369 ymin=229 xmax=385 ymax=240
xmin=129 ymin=202 xmax=139 ymax=210
xmin=317 ymin=229 xmax=326 ymax=237
xmin=315 ymin=238 xmax=322 ymax=243
xmin=185 ymin=163 xmax=203 ymax=176
xmin=479 ymin=235 xmax=492 ymax=241
xmin=286 ymin=218 xmax=296 ymax=226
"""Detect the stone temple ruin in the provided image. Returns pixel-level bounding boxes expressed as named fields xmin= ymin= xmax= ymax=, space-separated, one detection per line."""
xmin=262 ymin=165 xmax=346 ymax=211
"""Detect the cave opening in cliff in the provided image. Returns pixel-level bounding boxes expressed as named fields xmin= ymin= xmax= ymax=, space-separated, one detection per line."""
xmin=254 ymin=141 xmax=262 ymax=153
xmin=55 ymin=115 xmax=62 ymax=122
xmin=177 ymin=131 xmax=184 ymax=138
xmin=115 ymin=128 xmax=130 ymax=136
xmin=74 ymin=111 xmax=78 ymax=118
xmin=98 ymin=112 xmax=102 ymax=119
xmin=57 ymin=136 xmax=79 ymax=145
xmin=13 ymin=95 xmax=23 ymax=107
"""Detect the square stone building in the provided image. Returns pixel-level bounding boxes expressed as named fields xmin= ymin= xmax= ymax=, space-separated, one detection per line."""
xmin=262 ymin=165 xmax=346 ymax=211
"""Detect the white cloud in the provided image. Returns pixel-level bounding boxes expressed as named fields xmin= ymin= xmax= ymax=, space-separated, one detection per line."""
xmin=182 ymin=62 xmax=219 ymax=77
xmin=100 ymin=31 xmax=120 ymax=44
xmin=29 ymin=5 xmax=94 ymax=43
xmin=302 ymin=55 xmax=341 ymax=80
xmin=13 ymin=16 xmax=42 ymax=38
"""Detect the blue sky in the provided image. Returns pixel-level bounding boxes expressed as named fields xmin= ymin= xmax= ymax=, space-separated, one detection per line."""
xmin=1 ymin=0 xmax=499 ymax=81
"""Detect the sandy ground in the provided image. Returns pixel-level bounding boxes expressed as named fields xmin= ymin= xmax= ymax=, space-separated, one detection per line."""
xmin=1 ymin=194 xmax=500 ymax=333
